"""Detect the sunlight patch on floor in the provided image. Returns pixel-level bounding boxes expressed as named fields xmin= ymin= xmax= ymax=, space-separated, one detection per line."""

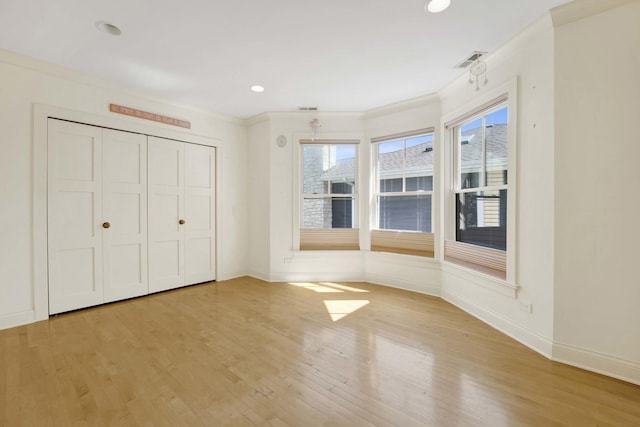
xmin=323 ymin=300 xmax=370 ymax=321
xmin=288 ymin=282 xmax=344 ymax=293
xmin=318 ymin=282 xmax=369 ymax=293
xmin=288 ymin=282 xmax=370 ymax=293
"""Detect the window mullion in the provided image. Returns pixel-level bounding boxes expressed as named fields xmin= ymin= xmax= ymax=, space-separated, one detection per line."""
xmin=456 ymin=185 xmax=507 ymax=194
xmin=402 ymin=138 xmax=407 ymax=192
xmin=481 ymin=116 xmax=487 ymax=188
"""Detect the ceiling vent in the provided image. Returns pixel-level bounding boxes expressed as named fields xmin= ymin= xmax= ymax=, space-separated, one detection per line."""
xmin=455 ymin=51 xmax=487 ymax=69
xmin=298 ymin=106 xmax=318 ymax=111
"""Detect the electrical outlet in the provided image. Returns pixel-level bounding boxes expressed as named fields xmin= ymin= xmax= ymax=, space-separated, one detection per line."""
xmin=283 ymin=257 xmax=293 ymax=264
xmin=519 ymin=301 xmax=533 ymax=314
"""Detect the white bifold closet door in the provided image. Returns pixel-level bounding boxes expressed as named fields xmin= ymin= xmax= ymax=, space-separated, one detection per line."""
xmin=48 ymin=120 xmax=148 ymax=314
xmin=148 ymin=137 xmax=215 ymax=293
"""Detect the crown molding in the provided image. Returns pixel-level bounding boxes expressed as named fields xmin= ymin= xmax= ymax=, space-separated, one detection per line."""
xmin=363 ymin=93 xmax=440 ymax=120
xmin=0 ymin=48 xmax=243 ymax=126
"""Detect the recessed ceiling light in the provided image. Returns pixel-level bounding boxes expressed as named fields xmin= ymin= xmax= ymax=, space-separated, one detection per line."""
xmin=425 ymin=0 xmax=451 ymax=13
xmin=250 ymin=85 xmax=265 ymax=93
xmin=96 ymin=21 xmax=122 ymax=36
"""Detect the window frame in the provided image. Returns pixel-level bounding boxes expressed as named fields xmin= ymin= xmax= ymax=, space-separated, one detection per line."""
xmin=442 ymin=80 xmax=517 ymax=282
xmin=370 ymin=128 xmax=435 ymax=257
xmin=454 ymin=105 xmax=508 ymax=250
xmin=295 ymin=137 xmax=361 ymax=251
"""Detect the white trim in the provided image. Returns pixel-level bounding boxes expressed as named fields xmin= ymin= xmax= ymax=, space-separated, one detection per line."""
xmin=372 ymin=129 xmax=436 ymax=233
xmin=0 ymin=310 xmax=36 ymax=330
xmin=293 ymin=132 xmax=363 ymax=250
xmin=33 ymin=103 xmax=221 ymax=321
xmin=0 ymin=49 xmax=241 ymax=125
xmin=441 ymin=77 xmax=518 ymax=285
xmin=363 ymin=93 xmax=440 ymax=120
xmin=442 ymin=290 xmax=553 ymax=358
xmin=444 ymin=93 xmax=509 ymax=129
xmin=455 ymin=185 xmax=507 ymax=194
xmin=441 ymin=261 xmax=518 ymax=298
xmin=268 ymin=272 xmax=366 ymax=283
xmin=553 ymin=342 xmax=640 ymax=386
xmin=366 ymin=274 xmax=440 ymax=297
xmin=506 ymin=79 xmax=518 ymax=284
xmin=247 ymin=271 xmax=272 ymax=282
xmin=370 ymin=127 xmax=435 ymax=144
xmin=217 ymin=271 xmax=250 ymax=282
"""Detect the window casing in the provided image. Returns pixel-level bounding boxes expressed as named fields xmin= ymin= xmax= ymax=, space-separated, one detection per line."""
xmin=371 ymin=129 xmax=435 ymax=257
xmin=444 ymin=91 xmax=514 ymax=280
xmin=455 ymin=106 xmax=508 ymax=251
xmin=299 ymin=140 xmax=359 ymax=250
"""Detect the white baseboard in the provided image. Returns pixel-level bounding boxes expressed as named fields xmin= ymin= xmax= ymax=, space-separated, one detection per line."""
xmin=366 ymin=273 xmax=441 ymax=297
xmin=0 ymin=310 xmax=36 ymax=331
xmin=553 ymin=342 xmax=640 ymax=386
xmin=442 ymin=290 xmax=554 ymax=358
xmin=267 ymin=271 xmax=366 ymax=283
xmin=246 ymin=270 xmax=271 ymax=282
xmin=218 ymin=271 xmax=253 ymax=281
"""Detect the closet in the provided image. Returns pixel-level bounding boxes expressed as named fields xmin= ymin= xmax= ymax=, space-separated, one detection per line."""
xmin=47 ymin=119 xmax=215 ymax=315
xmin=148 ymin=137 xmax=216 ymax=293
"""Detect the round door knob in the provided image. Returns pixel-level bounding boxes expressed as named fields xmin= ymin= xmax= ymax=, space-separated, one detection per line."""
xmin=179 ymin=219 xmax=186 ymax=225
xmin=102 ymin=222 xmax=111 ymax=229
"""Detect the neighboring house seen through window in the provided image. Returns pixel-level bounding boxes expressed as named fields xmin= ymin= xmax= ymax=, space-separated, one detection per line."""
xmin=443 ymin=92 xmax=512 ymax=280
xmin=300 ymin=140 xmax=360 ymax=250
xmin=370 ymin=128 xmax=435 ymax=257
xmin=375 ymin=132 xmax=434 ymax=232
xmin=455 ymin=106 xmax=508 ymax=251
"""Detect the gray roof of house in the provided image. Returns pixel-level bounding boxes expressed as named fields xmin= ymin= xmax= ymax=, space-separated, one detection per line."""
xmin=321 ymin=124 xmax=507 ymax=181
xmin=461 ymin=124 xmax=508 ymax=170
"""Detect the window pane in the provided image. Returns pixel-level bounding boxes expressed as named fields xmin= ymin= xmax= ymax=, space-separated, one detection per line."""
xmin=378 ymin=139 xmax=403 ymax=192
xmin=485 ymin=107 xmax=508 ymax=186
xmin=406 ymin=134 xmax=434 ymax=191
xmin=378 ymin=194 xmax=432 ymax=232
xmin=331 ymin=197 xmax=353 ymax=228
xmin=456 ymin=190 xmax=507 ymax=250
xmin=330 ymin=181 xmax=354 ymax=195
xmin=303 ymin=197 xmax=354 ymax=229
xmin=303 ymin=145 xmax=329 ymax=194
xmin=406 ymin=176 xmax=433 ymax=192
xmin=303 ymin=145 xmax=355 ymax=195
xmin=380 ymin=178 xmax=402 ymax=192
xmin=460 ymin=118 xmax=482 ymax=189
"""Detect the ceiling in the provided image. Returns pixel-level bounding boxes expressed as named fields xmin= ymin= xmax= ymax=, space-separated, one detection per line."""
xmin=0 ymin=0 xmax=572 ymax=119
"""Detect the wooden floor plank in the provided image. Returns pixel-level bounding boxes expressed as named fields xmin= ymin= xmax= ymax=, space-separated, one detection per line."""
xmin=1 ymin=276 xmax=639 ymax=426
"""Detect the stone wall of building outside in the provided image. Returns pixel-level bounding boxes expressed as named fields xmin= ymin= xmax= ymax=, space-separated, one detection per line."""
xmin=302 ymin=145 xmax=333 ymax=228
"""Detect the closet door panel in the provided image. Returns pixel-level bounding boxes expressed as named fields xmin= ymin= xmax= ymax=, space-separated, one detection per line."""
xmin=148 ymin=137 xmax=185 ymax=293
xmin=102 ymin=129 xmax=148 ymax=303
xmin=185 ymin=144 xmax=216 ymax=284
xmin=48 ymin=120 xmax=104 ymax=314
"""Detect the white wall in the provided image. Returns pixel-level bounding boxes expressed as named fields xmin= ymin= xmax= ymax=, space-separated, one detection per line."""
xmin=247 ymin=117 xmax=271 ymax=279
xmin=552 ymin=0 xmax=640 ymax=384
xmin=438 ymin=15 xmax=557 ymax=356
xmin=0 ymin=49 xmax=249 ymax=329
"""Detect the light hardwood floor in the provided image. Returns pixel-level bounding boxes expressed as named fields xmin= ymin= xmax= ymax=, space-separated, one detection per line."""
xmin=1 ymin=277 xmax=639 ymax=426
